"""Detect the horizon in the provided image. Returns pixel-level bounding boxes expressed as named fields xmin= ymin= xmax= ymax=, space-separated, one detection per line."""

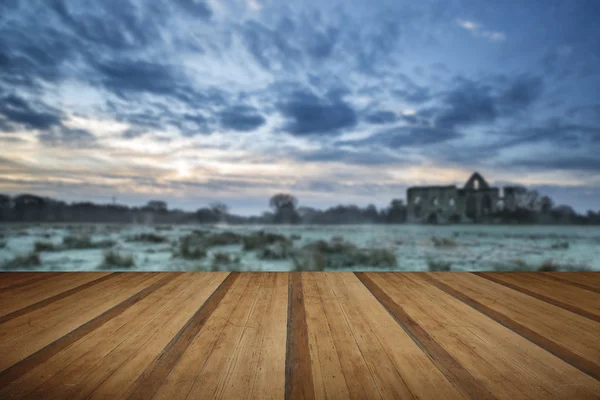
xmin=1 ymin=0 xmax=599 ymax=215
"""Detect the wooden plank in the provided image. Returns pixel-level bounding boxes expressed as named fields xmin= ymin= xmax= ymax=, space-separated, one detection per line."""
xmin=0 ymin=273 xmax=61 ymax=291
xmin=541 ymin=272 xmax=600 ymax=294
xmin=0 ymin=273 xmax=117 ymax=324
xmin=250 ymin=273 xmax=288 ymax=400
xmin=356 ymin=272 xmax=491 ymax=400
xmin=312 ymin=272 xmax=381 ymax=399
xmin=377 ymin=273 xmax=600 ymax=399
xmin=0 ymin=273 xmax=152 ymax=346
xmin=151 ymin=273 xmax=253 ymax=400
xmin=475 ymin=272 xmax=600 ymax=322
xmin=303 ymin=272 xmax=351 ymax=400
xmin=285 ymin=272 xmax=315 ymax=400
xmin=0 ymin=273 xmax=190 ymax=399
xmin=0 ymin=273 xmax=175 ymax=388
xmin=0 ymin=273 xmax=160 ymax=369
xmin=120 ymin=272 xmax=238 ymax=400
xmin=173 ymin=273 xmax=264 ymax=400
xmin=54 ymin=273 xmax=228 ymax=400
xmin=215 ymin=273 xmax=285 ymax=400
xmin=425 ymin=273 xmax=600 ymax=382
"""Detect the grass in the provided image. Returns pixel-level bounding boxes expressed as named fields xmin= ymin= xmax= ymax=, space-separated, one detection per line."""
xmin=427 ymin=258 xmax=452 ymax=271
xmin=101 ymin=250 xmax=135 ymax=268
xmin=0 ymin=241 xmax=6 ymax=249
xmin=3 ymin=251 xmax=41 ymax=269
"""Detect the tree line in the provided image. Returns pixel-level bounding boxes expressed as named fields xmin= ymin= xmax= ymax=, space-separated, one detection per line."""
xmin=0 ymin=192 xmax=598 ymax=225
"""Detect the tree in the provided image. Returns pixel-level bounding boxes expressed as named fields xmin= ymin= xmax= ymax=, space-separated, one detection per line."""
xmin=513 ymin=186 xmax=540 ymax=210
xmin=269 ymin=194 xmax=298 ymax=211
xmin=269 ymin=193 xmax=300 ymax=224
xmin=146 ymin=200 xmax=167 ymax=212
xmin=386 ymin=199 xmax=406 ymax=223
xmin=209 ymin=202 xmax=229 ymax=221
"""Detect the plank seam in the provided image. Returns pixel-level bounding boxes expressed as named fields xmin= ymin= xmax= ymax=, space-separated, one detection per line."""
xmin=355 ymin=272 xmax=497 ymax=400
xmin=473 ymin=272 xmax=600 ymax=323
xmin=422 ymin=273 xmax=600 ymax=381
xmin=285 ymin=272 xmax=316 ymax=400
xmin=0 ymin=273 xmax=120 ymax=325
xmin=0 ymin=273 xmax=177 ymax=389
xmin=123 ymin=272 xmax=240 ymax=400
xmin=539 ymin=273 xmax=600 ymax=294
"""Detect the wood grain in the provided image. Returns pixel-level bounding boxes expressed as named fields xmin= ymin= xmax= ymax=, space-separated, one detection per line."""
xmin=425 ymin=273 xmax=600 ymax=381
xmin=285 ymin=272 xmax=315 ymax=400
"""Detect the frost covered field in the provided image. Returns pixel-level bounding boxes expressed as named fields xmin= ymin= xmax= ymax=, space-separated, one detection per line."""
xmin=0 ymin=223 xmax=599 ymax=272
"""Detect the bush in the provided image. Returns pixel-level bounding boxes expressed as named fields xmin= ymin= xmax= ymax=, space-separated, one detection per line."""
xmin=130 ymin=233 xmax=168 ymax=243
xmin=211 ymin=252 xmax=241 ymax=269
xmin=550 ymin=241 xmax=569 ymax=250
xmin=257 ymin=241 xmax=294 ymax=260
xmin=538 ymin=260 xmax=558 ymax=272
xmin=295 ymin=239 xmax=397 ymax=269
xmin=204 ymin=231 xmax=243 ymax=247
xmin=3 ymin=252 xmax=41 ymax=269
xmin=62 ymin=235 xmax=115 ymax=250
xmin=243 ymin=231 xmax=289 ymax=250
xmin=0 ymin=241 xmax=6 ymax=249
xmin=427 ymin=258 xmax=452 ymax=271
xmin=178 ymin=234 xmax=207 ymax=260
xmin=102 ymin=251 xmax=135 ymax=268
xmin=34 ymin=241 xmax=57 ymax=252
xmin=290 ymin=234 xmax=302 ymax=240
xmin=431 ymin=237 xmax=457 ymax=248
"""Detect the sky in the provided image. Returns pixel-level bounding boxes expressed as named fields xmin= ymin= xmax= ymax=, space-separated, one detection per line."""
xmin=0 ymin=0 xmax=599 ymax=215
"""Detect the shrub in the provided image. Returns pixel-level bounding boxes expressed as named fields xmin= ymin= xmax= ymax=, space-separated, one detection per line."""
xmin=431 ymin=237 xmax=457 ymax=248
xmin=243 ymin=231 xmax=289 ymax=250
xmin=34 ymin=241 xmax=57 ymax=252
xmin=290 ymin=234 xmax=302 ymax=240
xmin=538 ymin=260 xmax=558 ymax=272
xmin=204 ymin=231 xmax=243 ymax=247
xmin=296 ymin=239 xmax=397 ymax=269
xmin=0 ymin=241 xmax=6 ymax=249
xmin=178 ymin=234 xmax=207 ymax=260
xmin=102 ymin=251 xmax=135 ymax=268
xmin=550 ymin=241 xmax=569 ymax=250
xmin=210 ymin=252 xmax=241 ymax=269
xmin=62 ymin=235 xmax=114 ymax=249
xmin=3 ymin=252 xmax=41 ymax=269
xmin=130 ymin=233 xmax=168 ymax=243
xmin=257 ymin=241 xmax=294 ymax=260
xmin=427 ymin=258 xmax=452 ymax=271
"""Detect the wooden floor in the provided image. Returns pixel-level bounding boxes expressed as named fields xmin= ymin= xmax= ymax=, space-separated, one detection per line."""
xmin=0 ymin=272 xmax=598 ymax=399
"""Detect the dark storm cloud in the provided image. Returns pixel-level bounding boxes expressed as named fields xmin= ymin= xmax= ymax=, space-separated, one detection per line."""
xmin=277 ymin=89 xmax=358 ymax=136
xmin=171 ymin=0 xmax=213 ymax=19
xmin=0 ymin=94 xmax=62 ymax=130
xmin=434 ymin=80 xmax=497 ymax=128
xmin=365 ymin=111 xmax=398 ymax=125
xmin=340 ymin=126 xmax=461 ymax=149
xmin=219 ymin=105 xmax=266 ymax=132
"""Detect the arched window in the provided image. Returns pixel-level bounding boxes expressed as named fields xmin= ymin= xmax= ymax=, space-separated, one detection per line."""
xmin=448 ymin=198 xmax=456 ymax=208
xmin=432 ymin=197 xmax=439 ymax=206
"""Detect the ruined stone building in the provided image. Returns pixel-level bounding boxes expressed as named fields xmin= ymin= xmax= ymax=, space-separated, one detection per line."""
xmin=406 ymin=172 xmax=518 ymax=223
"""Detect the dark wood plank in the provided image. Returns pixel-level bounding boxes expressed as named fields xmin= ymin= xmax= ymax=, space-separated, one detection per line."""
xmin=475 ymin=272 xmax=600 ymax=323
xmin=542 ymin=273 xmax=600 ymax=294
xmin=355 ymin=272 xmax=495 ymax=400
xmin=285 ymin=272 xmax=315 ymax=400
xmin=123 ymin=272 xmax=240 ymax=400
xmin=0 ymin=273 xmax=119 ymax=325
xmin=0 ymin=273 xmax=178 ymax=388
xmin=422 ymin=273 xmax=600 ymax=381
xmin=0 ymin=273 xmax=61 ymax=291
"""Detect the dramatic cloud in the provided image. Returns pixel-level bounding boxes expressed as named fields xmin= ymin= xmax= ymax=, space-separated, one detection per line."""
xmin=0 ymin=0 xmax=599 ymax=213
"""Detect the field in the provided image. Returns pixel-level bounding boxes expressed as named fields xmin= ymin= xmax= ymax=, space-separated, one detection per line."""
xmin=0 ymin=223 xmax=598 ymax=272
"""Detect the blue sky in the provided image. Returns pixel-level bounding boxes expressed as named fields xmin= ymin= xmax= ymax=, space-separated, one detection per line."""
xmin=0 ymin=0 xmax=599 ymax=214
